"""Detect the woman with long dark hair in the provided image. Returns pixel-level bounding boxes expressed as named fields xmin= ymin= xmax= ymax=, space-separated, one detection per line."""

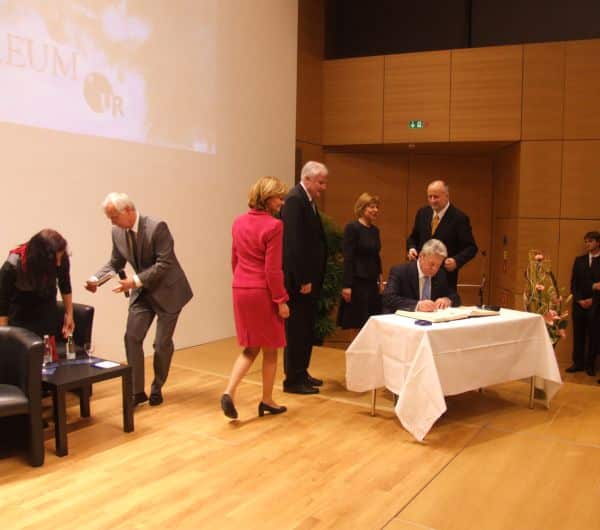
xmin=0 ymin=229 xmax=74 ymax=339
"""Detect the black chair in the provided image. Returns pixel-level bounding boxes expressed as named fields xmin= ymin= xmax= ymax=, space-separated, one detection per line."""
xmin=53 ymin=301 xmax=95 ymax=354
xmin=0 ymin=327 xmax=45 ymax=467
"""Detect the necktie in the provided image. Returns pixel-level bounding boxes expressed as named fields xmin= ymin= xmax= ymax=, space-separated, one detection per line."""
xmin=127 ymin=229 xmax=139 ymax=271
xmin=422 ymin=276 xmax=431 ymax=300
xmin=431 ymin=213 xmax=440 ymax=234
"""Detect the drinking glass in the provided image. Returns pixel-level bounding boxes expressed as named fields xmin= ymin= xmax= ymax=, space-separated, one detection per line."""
xmin=84 ymin=342 xmax=95 ymax=363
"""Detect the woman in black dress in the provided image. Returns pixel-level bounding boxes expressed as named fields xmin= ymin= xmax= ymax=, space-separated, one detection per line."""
xmin=0 ymin=229 xmax=74 ymax=339
xmin=337 ymin=193 xmax=383 ymax=330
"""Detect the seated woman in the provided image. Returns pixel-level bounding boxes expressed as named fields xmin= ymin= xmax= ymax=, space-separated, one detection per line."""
xmin=0 ymin=229 xmax=74 ymax=340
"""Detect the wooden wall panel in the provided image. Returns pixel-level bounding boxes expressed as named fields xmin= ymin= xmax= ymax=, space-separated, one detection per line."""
xmin=322 ymin=57 xmax=385 ymax=145
xmin=450 ymin=45 xmax=523 ymax=141
xmin=322 ymin=152 xmax=409 ymax=275
xmin=491 ymin=218 xmax=518 ymax=292
xmin=493 ymin=143 xmax=520 ymax=219
xmin=492 ymin=219 xmax=559 ymax=302
xmin=296 ymin=0 xmax=324 ymax=145
xmin=564 ymin=39 xmax=600 ymax=139
xmin=407 ymin=155 xmax=493 ymax=301
xmin=522 ymin=42 xmax=565 ymax=141
xmin=383 ymin=51 xmax=451 ymax=143
xmin=518 ymin=141 xmax=562 ymax=218
xmin=490 ymin=286 xmax=521 ymax=310
xmin=561 ymin=140 xmax=600 ymax=219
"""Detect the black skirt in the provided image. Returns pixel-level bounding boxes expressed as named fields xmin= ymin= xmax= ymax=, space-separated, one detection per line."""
xmin=337 ymin=278 xmax=381 ymax=329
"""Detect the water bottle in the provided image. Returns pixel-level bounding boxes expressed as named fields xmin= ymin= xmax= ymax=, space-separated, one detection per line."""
xmin=66 ymin=335 xmax=76 ymax=360
xmin=43 ymin=335 xmax=52 ymax=365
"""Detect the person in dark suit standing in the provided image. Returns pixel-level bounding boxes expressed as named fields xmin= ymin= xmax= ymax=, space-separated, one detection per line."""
xmin=383 ymin=239 xmax=459 ymax=313
xmin=407 ymin=180 xmax=477 ymax=295
xmin=85 ymin=192 xmax=193 ymax=407
xmin=337 ymin=192 xmax=383 ymax=330
xmin=280 ymin=161 xmax=328 ymax=394
xmin=568 ymin=231 xmax=600 ymax=375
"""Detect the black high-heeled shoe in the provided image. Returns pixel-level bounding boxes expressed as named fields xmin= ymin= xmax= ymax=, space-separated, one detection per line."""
xmin=258 ymin=402 xmax=287 ymax=417
xmin=221 ymin=393 xmax=238 ymax=419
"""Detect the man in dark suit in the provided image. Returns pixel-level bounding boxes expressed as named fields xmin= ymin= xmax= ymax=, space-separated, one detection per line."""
xmin=280 ymin=161 xmax=328 ymax=394
xmin=383 ymin=239 xmax=459 ymax=313
xmin=85 ymin=192 xmax=193 ymax=406
xmin=568 ymin=231 xmax=600 ymax=375
xmin=407 ymin=180 xmax=477 ymax=294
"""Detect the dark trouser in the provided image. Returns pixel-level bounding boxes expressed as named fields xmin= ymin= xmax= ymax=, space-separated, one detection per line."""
xmin=283 ymin=293 xmax=317 ymax=385
xmin=572 ymin=304 xmax=594 ymax=369
xmin=124 ymin=293 xmax=181 ymax=396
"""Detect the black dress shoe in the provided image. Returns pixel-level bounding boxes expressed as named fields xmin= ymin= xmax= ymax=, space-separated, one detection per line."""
xmin=283 ymin=383 xmax=319 ymax=395
xmin=305 ymin=374 xmax=323 ymax=387
xmin=133 ymin=392 xmax=149 ymax=406
xmin=565 ymin=365 xmax=584 ymax=373
xmin=586 ymin=367 xmax=596 ymax=376
xmin=221 ymin=393 xmax=238 ymax=419
xmin=258 ymin=402 xmax=287 ymax=417
xmin=149 ymin=391 xmax=163 ymax=406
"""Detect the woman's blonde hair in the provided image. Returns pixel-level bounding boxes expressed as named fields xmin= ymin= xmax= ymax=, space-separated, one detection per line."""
xmin=248 ymin=176 xmax=287 ymax=211
xmin=354 ymin=192 xmax=380 ymax=218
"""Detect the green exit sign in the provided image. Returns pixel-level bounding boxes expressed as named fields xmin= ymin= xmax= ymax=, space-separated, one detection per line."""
xmin=408 ymin=120 xmax=426 ymax=129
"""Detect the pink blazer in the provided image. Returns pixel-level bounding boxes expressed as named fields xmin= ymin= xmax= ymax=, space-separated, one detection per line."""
xmin=231 ymin=210 xmax=288 ymax=304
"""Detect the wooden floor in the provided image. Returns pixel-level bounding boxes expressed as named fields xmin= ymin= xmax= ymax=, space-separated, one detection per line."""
xmin=2 ymin=338 xmax=600 ymax=529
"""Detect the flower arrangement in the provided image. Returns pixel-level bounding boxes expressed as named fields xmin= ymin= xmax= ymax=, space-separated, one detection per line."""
xmin=523 ymin=250 xmax=572 ymax=346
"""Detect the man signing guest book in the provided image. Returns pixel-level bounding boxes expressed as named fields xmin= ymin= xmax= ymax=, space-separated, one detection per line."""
xmin=383 ymin=239 xmax=459 ymax=313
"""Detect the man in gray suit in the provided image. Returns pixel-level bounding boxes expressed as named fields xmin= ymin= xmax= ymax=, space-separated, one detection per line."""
xmin=85 ymin=192 xmax=193 ymax=407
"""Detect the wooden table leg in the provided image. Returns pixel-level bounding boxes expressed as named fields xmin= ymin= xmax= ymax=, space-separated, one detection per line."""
xmin=79 ymin=384 xmax=91 ymax=418
xmin=370 ymin=389 xmax=377 ymax=416
xmin=53 ymin=389 xmax=68 ymax=457
xmin=122 ymin=369 xmax=134 ymax=433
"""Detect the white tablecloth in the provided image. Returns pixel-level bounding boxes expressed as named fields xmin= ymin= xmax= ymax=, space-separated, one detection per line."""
xmin=345 ymin=308 xmax=562 ymax=441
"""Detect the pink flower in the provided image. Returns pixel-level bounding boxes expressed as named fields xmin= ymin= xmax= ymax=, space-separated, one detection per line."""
xmin=534 ymin=254 xmax=544 ymax=261
xmin=535 ymin=284 xmax=545 ymax=291
xmin=558 ymin=329 xmax=567 ymax=338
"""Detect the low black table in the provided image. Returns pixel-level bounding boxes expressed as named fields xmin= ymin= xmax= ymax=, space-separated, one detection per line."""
xmin=41 ymin=357 xmax=134 ymax=456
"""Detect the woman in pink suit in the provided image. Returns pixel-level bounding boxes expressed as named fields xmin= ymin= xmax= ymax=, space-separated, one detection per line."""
xmin=221 ymin=176 xmax=290 ymax=419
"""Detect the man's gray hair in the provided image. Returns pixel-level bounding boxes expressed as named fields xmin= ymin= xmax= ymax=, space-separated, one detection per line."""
xmin=300 ymin=161 xmax=328 ymax=181
xmin=420 ymin=239 xmax=448 ymax=258
xmin=102 ymin=192 xmax=136 ymax=213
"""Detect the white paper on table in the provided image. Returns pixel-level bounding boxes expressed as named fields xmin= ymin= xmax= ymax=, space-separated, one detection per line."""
xmin=93 ymin=360 xmax=120 ymax=369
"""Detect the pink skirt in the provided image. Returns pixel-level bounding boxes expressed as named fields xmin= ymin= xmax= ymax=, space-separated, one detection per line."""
xmin=232 ymin=288 xmax=286 ymax=348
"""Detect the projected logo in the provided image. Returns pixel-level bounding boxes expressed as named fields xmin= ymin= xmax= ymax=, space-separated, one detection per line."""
xmin=0 ymin=0 xmax=217 ymax=153
xmin=83 ymin=73 xmax=124 ymax=117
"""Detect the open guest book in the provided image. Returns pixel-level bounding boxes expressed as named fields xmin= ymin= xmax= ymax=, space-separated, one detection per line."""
xmin=395 ymin=305 xmax=501 ymax=323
